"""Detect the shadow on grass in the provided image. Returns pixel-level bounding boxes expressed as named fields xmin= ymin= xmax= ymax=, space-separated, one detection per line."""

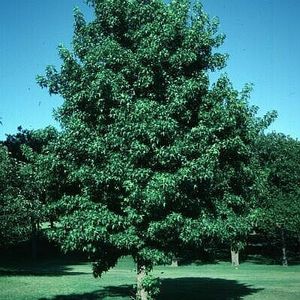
xmin=38 ymin=277 xmax=262 ymax=300
xmin=246 ymin=255 xmax=280 ymax=265
xmin=39 ymin=285 xmax=134 ymax=299
xmin=158 ymin=277 xmax=263 ymax=300
xmin=178 ymin=259 xmax=220 ymax=266
xmin=0 ymin=259 xmax=88 ymax=277
xmin=246 ymin=254 xmax=300 ymax=266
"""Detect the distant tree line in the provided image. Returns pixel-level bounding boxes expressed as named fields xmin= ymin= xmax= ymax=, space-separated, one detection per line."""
xmin=2 ymin=129 xmax=299 ymax=265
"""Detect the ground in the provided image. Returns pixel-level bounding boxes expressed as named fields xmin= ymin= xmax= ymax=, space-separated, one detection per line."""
xmin=0 ymin=255 xmax=300 ymax=299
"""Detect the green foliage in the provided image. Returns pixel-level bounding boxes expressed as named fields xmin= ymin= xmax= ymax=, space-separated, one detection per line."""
xmin=0 ymin=145 xmax=31 ymax=245
xmin=257 ymin=133 xmax=300 ymax=235
xmin=141 ymin=274 xmax=161 ymax=299
xmin=0 ymin=127 xmax=59 ymax=247
xmin=37 ymin=0 xmax=271 ymax=278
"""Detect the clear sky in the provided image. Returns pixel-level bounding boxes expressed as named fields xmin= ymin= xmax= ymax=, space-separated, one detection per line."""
xmin=0 ymin=0 xmax=299 ymax=140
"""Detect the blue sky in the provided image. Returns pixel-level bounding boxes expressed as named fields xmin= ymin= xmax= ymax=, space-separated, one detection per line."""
xmin=0 ymin=0 xmax=299 ymax=140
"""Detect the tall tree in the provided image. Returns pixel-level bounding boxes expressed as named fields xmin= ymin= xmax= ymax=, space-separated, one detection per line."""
xmin=38 ymin=0 xmax=273 ymax=298
xmin=257 ymin=133 xmax=300 ymax=266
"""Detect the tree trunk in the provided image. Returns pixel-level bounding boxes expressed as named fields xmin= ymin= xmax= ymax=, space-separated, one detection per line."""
xmin=231 ymin=249 xmax=239 ymax=267
xmin=171 ymin=257 xmax=178 ymax=267
xmin=136 ymin=263 xmax=149 ymax=300
xmin=50 ymin=217 xmax=54 ymax=229
xmin=31 ymin=218 xmax=38 ymax=260
xmin=281 ymin=228 xmax=288 ymax=266
xmin=297 ymin=233 xmax=300 ymax=256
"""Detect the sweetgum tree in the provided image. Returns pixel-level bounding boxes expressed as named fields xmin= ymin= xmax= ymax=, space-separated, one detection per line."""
xmin=38 ymin=0 xmax=273 ymax=298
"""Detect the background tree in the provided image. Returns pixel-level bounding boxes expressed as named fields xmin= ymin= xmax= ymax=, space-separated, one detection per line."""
xmin=0 ymin=127 xmax=58 ymax=257
xmin=0 ymin=145 xmax=31 ymax=246
xmin=37 ymin=0 xmax=274 ymax=298
xmin=257 ymin=133 xmax=300 ymax=266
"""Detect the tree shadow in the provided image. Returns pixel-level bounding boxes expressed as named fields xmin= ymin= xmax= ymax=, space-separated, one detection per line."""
xmin=38 ymin=277 xmax=262 ymax=300
xmin=178 ymin=259 xmax=220 ymax=266
xmin=246 ymin=254 xmax=280 ymax=265
xmin=0 ymin=258 xmax=88 ymax=277
xmin=158 ymin=277 xmax=263 ymax=300
xmin=39 ymin=285 xmax=134 ymax=299
xmin=246 ymin=254 xmax=300 ymax=266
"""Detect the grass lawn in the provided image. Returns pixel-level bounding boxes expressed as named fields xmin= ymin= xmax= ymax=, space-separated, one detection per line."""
xmin=0 ymin=255 xmax=300 ymax=299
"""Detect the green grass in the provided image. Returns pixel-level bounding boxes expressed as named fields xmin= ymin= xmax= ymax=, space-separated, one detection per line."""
xmin=0 ymin=255 xmax=300 ymax=299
